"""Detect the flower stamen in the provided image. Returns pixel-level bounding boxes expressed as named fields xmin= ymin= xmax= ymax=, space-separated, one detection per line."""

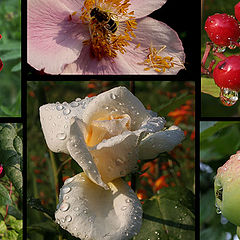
xmin=79 ymin=0 xmax=137 ymax=60
xmin=138 ymin=45 xmax=184 ymax=73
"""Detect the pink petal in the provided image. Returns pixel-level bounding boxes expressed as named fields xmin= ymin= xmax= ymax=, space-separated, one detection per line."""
xmin=27 ymin=0 xmax=89 ymax=74
xmin=129 ymin=0 xmax=167 ymax=19
xmin=63 ymin=17 xmax=185 ymax=75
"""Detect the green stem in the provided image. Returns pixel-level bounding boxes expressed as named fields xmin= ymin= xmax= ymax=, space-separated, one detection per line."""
xmin=49 ymin=150 xmax=59 ymax=205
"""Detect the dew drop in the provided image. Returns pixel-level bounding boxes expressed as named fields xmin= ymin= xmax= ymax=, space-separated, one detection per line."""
xmin=75 ymin=97 xmax=81 ymax=102
xmin=121 ymin=206 xmax=127 ymax=211
xmin=83 ymin=209 xmax=88 ymax=214
xmin=215 ymin=46 xmax=226 ymax=53
xmin=65 ymin=177 xmax=74 ymax=184
xmin=60 ymin=202 xmax=70 ymax=212
xmin=65 ymin=215 xmax=72 ymax=222
xmin=110 ymin=93 xmax=116 ymax=99
xmin=63 ymin=108 xmax=71 ymax=115
xmin=70 ymin=101 xmax=79 ymax=107
xmin=56 ymin=132 xmax=66 ymax=140
xmin=220 ymin=88 xmax=238 ymax=106
xmin=56 ymin=104 xmax=64 ymax=111
xmin=62 ymin=187 xmax=71 ymax=194
xmin=125 ymin=198 xmax=132 ymax=203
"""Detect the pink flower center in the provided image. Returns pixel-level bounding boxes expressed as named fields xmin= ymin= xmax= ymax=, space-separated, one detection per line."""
xmin=74 ymin=0 xmax=137 ymax=60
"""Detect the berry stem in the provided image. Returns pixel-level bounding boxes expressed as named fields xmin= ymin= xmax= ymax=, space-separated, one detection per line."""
xmin=213 ymin=51 xmax=227 ymax=60
xmin=4 ymin=182 xmax=12 ymax=221
xmin=201 ymin=42 xmax=215 ymax=77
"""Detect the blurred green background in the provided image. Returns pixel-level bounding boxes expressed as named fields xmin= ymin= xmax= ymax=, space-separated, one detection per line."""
xmin=200 ymin=121 xmax=240 ymax=240
xmin=27 ymin=81 xmax=195 ymax=239
xmin=0 ymin=0 xmax=21 ymax=117
xmin=201 ymin=0 xmax=240 ymax=117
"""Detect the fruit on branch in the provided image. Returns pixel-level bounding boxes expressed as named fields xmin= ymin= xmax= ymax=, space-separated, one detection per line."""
xmin=214 ymin=151 xmax=240 ymax=226
xmin=0 ymin=164 xmax=5 ymax=178
xmin=205 ymin=13 xmax=240 ymax=47
xmin=235 ymin=2 xmax=240 ymax=22
xmin=213 ymin=55 xmax=240 ymax=91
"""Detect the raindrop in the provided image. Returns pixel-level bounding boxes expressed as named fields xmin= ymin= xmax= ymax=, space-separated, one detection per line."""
xmin=121 ymin=206 xmax=127 ymax=211
xmin=83 ymin=209 xmax=88 ymax=214
xmin=215 ymin=46 xmax=226 ymax=53
xmin=65 ymin=215 xmax=72 ymax=222
xmin=60 ymin=202 xmax=70 ymax=212
xmin=215 ymin=203 xmax=221 ymax=214
xmin=155 ymin=231 xmax=160 ymax=236
xmin=110 ymin=93 xmax=117 ymax=99
xmin=65 ymin=177 xmax=74 ymax=184
xmin=64 ymin=196 xmax=69 ymax=200
xmin=125 ymin=199 xmax=132 ymax=203
xmin=220 ymin=88 xmax=238 ymax=107
xmin=75 ymin=97 xmax=81 ymax=102
xmin=116 ymin=158 xmax=124 ymax=166
xmin=56 ymin=104 xmax=64 ymax=111
xmin=56 ymin=132 xmax=66 ymax=140
xmin=61 ymin=218 xmax=65 ymax=223
xmin=62 ymin=187 xmax=71 ymax=194
xmin=70 ymin=101 xmax=79 ymax=107
xmin=63 ymin=108 xmax=71 ymax=115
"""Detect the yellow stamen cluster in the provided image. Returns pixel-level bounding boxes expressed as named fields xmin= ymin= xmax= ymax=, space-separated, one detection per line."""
xmin=79 ymin=0 xmax=137 ymax=60
xmin=138 ymin=45 xmax=175 ymax=73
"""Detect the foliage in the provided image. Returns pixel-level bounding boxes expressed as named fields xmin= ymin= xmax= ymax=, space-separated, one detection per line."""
xmin=27 ymin=81 xmax=195 ymax=240
xmin=0 ymin=123 xmax=23 ymax=240
xmin=0 ymin=0 xmax=21 ymax=117
xmin=201 ymin=0 xmax=240 ymax=116
xmin=200 ymin=121 xmax=240 ymax=240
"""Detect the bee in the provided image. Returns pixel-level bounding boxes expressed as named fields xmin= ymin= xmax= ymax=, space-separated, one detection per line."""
xmin=90 ymin=7 xmax=118 ymax=34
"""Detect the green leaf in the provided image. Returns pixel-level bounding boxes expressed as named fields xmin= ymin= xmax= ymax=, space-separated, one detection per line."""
xmin=1 ymin=50 xmax=21 ymax=61
xmin=200 ymin=121 xmax=240 ymax=143
xmin=0 ymin=124 xmax=23 ymax=196
xmin=0 ymin=220 xmax=7 ymax=234
xmin=201 ymin=77 xmax=220 ymax=98
xmin=157 ymin=93 xmax=194 ymax=116
xmin=134 ymin=187 xmax=195 ymax=240
xmin=7 ymin=216 xmax=23 ymax=232
xmin=11 ymin=62 xmax=21 ymax=72
xmin=0 ymin=184 xmax=12 ymax=206
xmin=0 ymin=42 xmax=20 ymax=51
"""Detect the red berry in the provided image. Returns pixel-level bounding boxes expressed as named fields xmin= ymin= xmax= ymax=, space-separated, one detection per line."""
xmin=205 ymin=13 xmax=240 ymax=47
xmin=213 ymin=55 xmax=240 ymax=91
xmin=0 ymin=164 xmax=5 ymax=178
xmin=235 ymin=2 xmax=240 ymax=22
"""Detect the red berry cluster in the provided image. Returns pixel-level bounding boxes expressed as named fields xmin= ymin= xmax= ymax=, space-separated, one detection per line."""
xmin=202 ymin=2 xmax=240 ymax=106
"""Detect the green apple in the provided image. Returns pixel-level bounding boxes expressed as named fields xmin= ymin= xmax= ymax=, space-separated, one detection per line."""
xmin=214 ymin=151 xmax=240 ymax=226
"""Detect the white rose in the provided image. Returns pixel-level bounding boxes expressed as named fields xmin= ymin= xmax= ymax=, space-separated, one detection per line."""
xmin=39 ymin=86 xmax=184 ymax=240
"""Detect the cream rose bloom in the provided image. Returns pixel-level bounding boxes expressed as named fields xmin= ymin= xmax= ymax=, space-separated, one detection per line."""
xmin=39 ymin=86 xmax=184 ymax=240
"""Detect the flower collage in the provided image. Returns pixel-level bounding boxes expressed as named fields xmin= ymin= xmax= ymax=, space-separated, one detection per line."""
xmin=9 ymin=0 xmax=240 ymax=239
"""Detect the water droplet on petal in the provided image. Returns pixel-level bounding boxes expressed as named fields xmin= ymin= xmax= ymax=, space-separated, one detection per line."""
xmin=75 ymin=97 xmax=81 ymax=102
xmin=110 ymin=93 xmax=116 ymax=99
xmin=56 ymin=132 xmax=66 ymax=140
xmin=70 ymin=101 xmax=79 ymax=107
xmin=62 ymin=187 xmax=71 ymax=194
xmin=83 ymin=209 xmax=88 ymax=214
xmin=60 ymin=202 xmax=70 ymax=212
xmin=121 ymin=206 xmax=127 ymax=211
xmin=65 ymin=177 xmax=74 ymax=184
xmin=56 ymin=104 xmax=64 ymax=111
xmin=220 ymin=88 xmax=238 ymax=106
xmin=65 ymin=215 xmax=72 ymax=222
xmin=125 ymin=199 xmax=132 ymax=203
xmin=63 ymin=108 xmax=71 ymax=115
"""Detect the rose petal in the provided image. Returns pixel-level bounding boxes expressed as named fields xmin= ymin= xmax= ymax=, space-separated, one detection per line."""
xmin=39 ymin=97 xmax=94 ymax=153
xmin=82 ymin=86 xmax=150 ymax=130
xmin=67 ymin=117 xmax=108 ymax=189
xmin=129 ymin=0 xmax=167 ymax=19
xmin=55 ymin=172 xmax=142 ymax=240
xmin=27 ymin=0 xmax=89 ymax=74
xmin=139 ymin=125 xmax=185 ymax=160
xmin=90 ymin=131 xmax=139 ymax=183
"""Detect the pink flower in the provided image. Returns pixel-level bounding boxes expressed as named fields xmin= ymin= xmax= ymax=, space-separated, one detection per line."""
xmin=28 ymin=0 xmax=185 ymax=75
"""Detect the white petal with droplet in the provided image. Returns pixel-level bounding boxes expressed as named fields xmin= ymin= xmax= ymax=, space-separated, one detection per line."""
xmin=138 ymin=125 xmax=185 ymax=160
xmin=55 ymin=173 xmax=142 ymax=240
